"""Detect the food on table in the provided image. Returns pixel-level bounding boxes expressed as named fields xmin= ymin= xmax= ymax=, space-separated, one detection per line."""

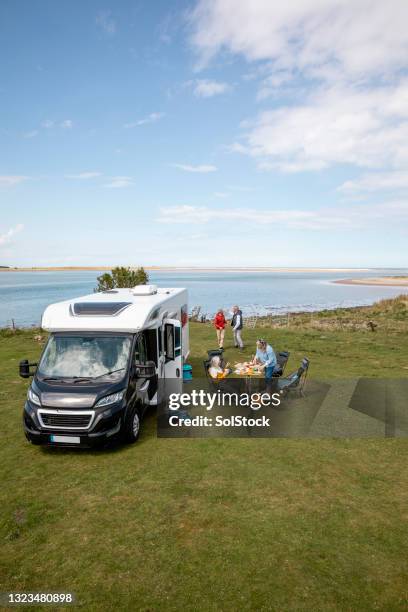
xmin=234 ymin=363 xmax=262 ymax=376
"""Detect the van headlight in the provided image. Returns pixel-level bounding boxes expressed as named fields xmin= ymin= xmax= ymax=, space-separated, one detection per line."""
xmin=28 ymin=388 xmax=41 ymax=406
xmin=95 ymin=390 xmax=125 ymax=408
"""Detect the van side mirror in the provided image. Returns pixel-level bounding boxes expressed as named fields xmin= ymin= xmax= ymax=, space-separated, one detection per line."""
xmin=134 ymin=360 xmax=156 ymax=379
xmin=19 ymin=359 xmax=37 ymax=378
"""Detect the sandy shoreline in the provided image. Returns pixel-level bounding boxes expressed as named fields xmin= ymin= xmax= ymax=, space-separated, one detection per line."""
xmin=0 ymin=266 xmax=372 ymax=273
xmin=334 ymin=277 xmax=408 ymax=287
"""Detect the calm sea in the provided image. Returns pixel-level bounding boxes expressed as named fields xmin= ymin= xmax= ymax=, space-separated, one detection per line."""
xmin=1 ymin=269 xmax=408 ymax=327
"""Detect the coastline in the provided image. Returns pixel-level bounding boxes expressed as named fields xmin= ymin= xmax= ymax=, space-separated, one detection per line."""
xmin=334 ymin=277 xmax=408 ymax=287
xmin=2 ymin=295 xmax=406 ymax=331
xmin=2 ymin=267 xmax=407 ymax=328
xmin=0 ymin=266 xmax=372 ymax=273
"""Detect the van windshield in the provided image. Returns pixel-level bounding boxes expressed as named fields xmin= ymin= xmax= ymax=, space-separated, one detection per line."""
xmin=38 ymin=335 xmax=132 ymax=381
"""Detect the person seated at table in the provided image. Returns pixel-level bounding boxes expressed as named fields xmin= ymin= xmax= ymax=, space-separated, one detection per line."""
xmin=208 ymin=355 xmax=231 ymax=379
xmin=252 ymin=339 xmax=277 ymax=385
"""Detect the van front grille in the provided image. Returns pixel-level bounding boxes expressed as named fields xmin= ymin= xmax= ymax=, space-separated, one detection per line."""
xmin=38 ymin=410 xmax=94 ymax=430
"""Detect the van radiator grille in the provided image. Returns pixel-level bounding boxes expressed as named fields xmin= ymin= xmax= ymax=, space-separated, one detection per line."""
xmin=39 ymin=411 xmax=93 ymax=429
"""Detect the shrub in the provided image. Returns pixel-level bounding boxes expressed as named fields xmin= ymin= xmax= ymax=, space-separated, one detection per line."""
xmin=95 ymin=267 xmax=149 ymax=292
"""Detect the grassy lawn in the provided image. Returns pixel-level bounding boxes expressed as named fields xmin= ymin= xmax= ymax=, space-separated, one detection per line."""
xmin=1 ymin=310 xmax=408 ymax=610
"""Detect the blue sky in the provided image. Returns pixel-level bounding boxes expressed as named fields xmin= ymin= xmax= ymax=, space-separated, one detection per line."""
xmin=1 ymin=0 xmax=408 ymax=267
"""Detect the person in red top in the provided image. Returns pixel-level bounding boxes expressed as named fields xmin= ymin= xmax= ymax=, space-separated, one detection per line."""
xmin=213 ymin=308 xmax=226 ymax=349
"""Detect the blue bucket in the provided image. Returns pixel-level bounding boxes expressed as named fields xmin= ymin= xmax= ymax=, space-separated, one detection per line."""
xmin=183 ymin=364 xmax=193 ymax=381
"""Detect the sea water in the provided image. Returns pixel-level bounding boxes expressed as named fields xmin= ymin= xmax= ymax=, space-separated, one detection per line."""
xmin=1 ymin=269 xmax=408 ymax=327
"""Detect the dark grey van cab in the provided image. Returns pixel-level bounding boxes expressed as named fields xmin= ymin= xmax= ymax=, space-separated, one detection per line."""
xmin=20 ymin=332 xmax=157 ymax=447
xmin=19 ymin=286 xmax=188 ymax=448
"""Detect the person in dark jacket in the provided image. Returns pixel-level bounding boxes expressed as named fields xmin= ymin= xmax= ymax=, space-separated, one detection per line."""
xmin=231 ymin=305 xmax=244 ymax=349
xmin=213 ymin=308 xmax=226 ymax=349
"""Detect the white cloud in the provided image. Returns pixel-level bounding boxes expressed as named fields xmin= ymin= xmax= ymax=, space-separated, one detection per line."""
xmin=159 ymin=205 xmax=318 ymax=228
xmin=189 ymin=1 xmax=408 ymax=81
xmin=0 ymin=176 xmax=29 ymax=187
xmin=340 ymin=171 xmax=408 ymax=193
xmin=103 ymin=176 xmax=134 ymax=188
xmin=96 ymin=10 xmax=116 ymax=35
xmin=256 ymin=71 xmax=293 ymax=101
xmin=23 ymin=120 xmax=73 ymax=137
xmin=189 ymin=1 xmax=408 ymax=178
xmin=65 ymin=172 xmax=102 ymax=180
xmin=0 ymin=224 xmax=24 ymax=247
xmin=214 ymin=192 xmax=229 ymax=198
xmin=158 ymin=200 xmax=408 ymax=230
xmin=124 ymin=113 xmax=165 ymax=128
xmin=172 ymin=163 xmax=217 ymax=173
xmin=61 ymin=119 xmax=73 ymax=129
xmin=227 ymin=142 xmax=247 ymax=154
xmin=191 ymin=79 xmax=231 ymax=98
xmin=230 ymin=81 xmax=408 ymax=172
xmin=23 ymin=130 xmax=38 ymax=139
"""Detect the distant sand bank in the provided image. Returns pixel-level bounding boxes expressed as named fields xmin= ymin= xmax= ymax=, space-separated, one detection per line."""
xmin=0 ymin=266 xmax=371 ymax=273
xmin=334 ymin=277 xmax=408 ymax=287
xmin=0 ymin=266 xmax=113 ymax=272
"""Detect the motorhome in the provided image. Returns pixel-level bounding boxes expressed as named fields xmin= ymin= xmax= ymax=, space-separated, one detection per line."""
xmin=19 ymin=285 xmax=188 ymax=447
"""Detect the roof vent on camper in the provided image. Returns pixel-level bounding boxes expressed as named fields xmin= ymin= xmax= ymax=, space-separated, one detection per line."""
xmin=131 ymin=284 xmax=158 ymax=296
xmin=71 ymin=302 xmax=131 ymax=316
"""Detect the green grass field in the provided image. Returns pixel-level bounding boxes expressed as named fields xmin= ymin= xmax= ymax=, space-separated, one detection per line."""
xmin=1 ymin=303 xmax=408 ymax=611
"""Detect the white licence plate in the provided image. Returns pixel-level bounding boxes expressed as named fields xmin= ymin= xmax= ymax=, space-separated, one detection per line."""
xmin=50 ymin=435 xmax=80 ymax=444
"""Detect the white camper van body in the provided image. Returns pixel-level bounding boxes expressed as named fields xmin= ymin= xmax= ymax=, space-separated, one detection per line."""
xmin=42 ymin=285 xmax=189 ymax=357
xmin=21 ymin=285 xmax=188 ymax=448
xmin=41 ymin=285 xmax=188 ymax=338
xmin=41 ymin=284 xmax=189 ymax=397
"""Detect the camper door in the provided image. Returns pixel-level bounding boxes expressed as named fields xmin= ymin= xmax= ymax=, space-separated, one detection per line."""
xmin=162 ymin=318 xmax=183 ymax=395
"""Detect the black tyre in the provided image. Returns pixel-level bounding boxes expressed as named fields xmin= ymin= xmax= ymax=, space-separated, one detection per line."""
xmin=26 ymin=435 xmax=42 ymax=445
xmin=122 ymin=405 xmax=142 ymax=444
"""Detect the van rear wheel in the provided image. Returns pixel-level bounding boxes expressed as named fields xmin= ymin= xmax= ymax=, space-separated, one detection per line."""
xmin=123 ymin=406 xmax=141 ymax=443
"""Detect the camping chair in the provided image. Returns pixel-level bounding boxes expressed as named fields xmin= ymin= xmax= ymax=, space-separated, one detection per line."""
xmin=203 ymin=357 xmax=213 ymax=384
xmin=277 ymin=357 xmax=310 ymax=397
xmin=204 ymin=350 xmax=225 ymax=375
xmin=272 ymin=350 xmax=290 ymax=377
xmin=207 ymin=349 xmax=226 ymax=368
xmin=203 ymin=356 xmax=229 ymax=391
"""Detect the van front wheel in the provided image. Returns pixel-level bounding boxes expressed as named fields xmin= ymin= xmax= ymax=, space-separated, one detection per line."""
xmin=123 ymin=406 xmax=141 ymax=443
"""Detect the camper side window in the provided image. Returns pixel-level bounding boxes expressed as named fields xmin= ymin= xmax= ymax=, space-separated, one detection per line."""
xmin=164 ymin=324 xmax=175 ymax=361
xmin=174 ymin=326 xmax=181 ymax=357
xmin=134 ymin=335 xmax=147 ymax=365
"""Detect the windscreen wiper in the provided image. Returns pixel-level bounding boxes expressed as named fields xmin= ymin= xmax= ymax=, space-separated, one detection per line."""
xmin=72 ymin=377 xmax=93 ymax=384
xmin=43 ymin=376 xmax=92 ymax=384
xmin=63 ymin=369 xmax=125 ymax=383
xmin=91 ymin=368 xmax=126 ymax=380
